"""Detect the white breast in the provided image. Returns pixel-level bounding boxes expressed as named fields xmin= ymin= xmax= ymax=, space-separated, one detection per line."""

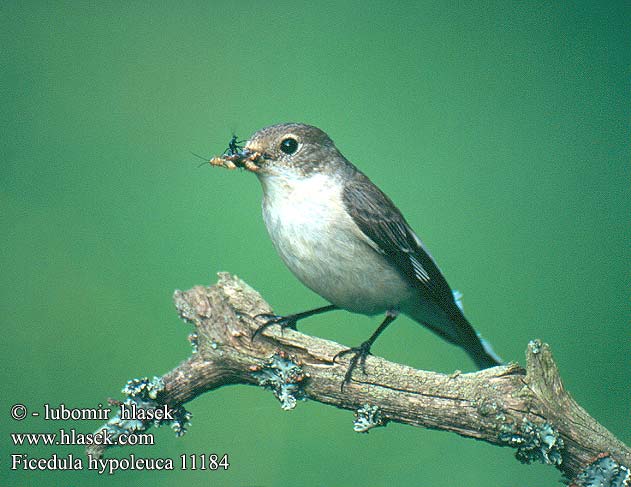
xmin=259 ymin=170 xmax=414 ymax=314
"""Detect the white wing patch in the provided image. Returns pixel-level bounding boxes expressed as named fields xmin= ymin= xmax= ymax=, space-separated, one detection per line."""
xmin=410 ymin=255 xmax=431 ymax=283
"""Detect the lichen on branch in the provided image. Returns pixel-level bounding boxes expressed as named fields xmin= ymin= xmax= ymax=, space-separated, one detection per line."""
xmin=87 ymin=273 xmax=630 ymax=484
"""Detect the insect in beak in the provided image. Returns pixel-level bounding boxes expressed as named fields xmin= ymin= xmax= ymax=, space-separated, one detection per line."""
xmin=210 ymin=147 xmax=262 ymax=172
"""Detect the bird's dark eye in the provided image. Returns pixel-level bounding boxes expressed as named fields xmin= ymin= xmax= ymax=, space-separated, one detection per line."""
xmin=280 ymin=137 xmax=299 ymax=155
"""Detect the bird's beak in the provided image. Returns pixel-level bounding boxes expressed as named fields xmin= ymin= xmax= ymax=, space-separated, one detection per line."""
xmin=243 ymin=140 xmax=258 ymax=153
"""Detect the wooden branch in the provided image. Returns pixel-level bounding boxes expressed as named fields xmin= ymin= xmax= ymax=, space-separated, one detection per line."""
xmin=88 ymin=273 xmax=630 ymax=485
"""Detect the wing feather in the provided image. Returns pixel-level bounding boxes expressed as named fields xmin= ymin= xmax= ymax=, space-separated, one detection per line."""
xmin=342 ymin=171 xmax=462 ymax=320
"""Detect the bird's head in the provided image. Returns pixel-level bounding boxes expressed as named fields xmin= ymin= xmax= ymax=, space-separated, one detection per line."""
xmin=242 ymin=123 xmax=350 ymax=178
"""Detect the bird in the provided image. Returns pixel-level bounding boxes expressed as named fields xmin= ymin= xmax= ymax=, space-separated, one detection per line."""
xmin=222 ymin=122 xmax=502 ymax=387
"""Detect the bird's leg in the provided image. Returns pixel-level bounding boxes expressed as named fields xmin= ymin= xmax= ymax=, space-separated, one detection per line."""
xmin=252 ymin=304 xmax=339 ymax=341
xmin=334 ymin=311 xmax=398 ymax=390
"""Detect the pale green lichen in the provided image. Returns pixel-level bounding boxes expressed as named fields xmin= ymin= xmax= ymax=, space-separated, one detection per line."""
xmin=122 ymin=376 xmax=165 ymax=400
xmin=574 ymin=455 xmax=630 ymax=487
xmin=353 ymin=404 xmax=386 ymax=433
xmin=188 ymin=332 xmax=199 ymax=353
xmin=97 ymin=376 xmax=192 ymax=443
xmin=499 ymin=420 xmax=564 ymax=465
xmin=529 ymin=339 xmax=542 ymax=354
xmin=251 ymin=352 xmax=308 ymax=410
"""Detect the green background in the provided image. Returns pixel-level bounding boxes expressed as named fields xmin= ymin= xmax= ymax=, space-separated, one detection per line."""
xmin=1 ymin=1 xmax=629 ymax=486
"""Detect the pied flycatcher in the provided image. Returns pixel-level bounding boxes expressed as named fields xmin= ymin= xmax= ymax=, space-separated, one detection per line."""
xmin=213 ymin=122 xmax=502 ymax=386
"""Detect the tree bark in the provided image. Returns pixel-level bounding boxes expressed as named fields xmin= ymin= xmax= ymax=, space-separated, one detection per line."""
xmin=88 ymin=273 xmax=630 ymax=485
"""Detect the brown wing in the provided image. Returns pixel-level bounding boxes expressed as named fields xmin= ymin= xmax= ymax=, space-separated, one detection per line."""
xmin=342 ymin=171 xmax=464 ymax=321
xmin=342 ymin=171 xmax=502 ymax=369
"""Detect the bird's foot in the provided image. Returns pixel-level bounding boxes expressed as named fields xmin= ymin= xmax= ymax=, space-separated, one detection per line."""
xmin=333 ymin=341 xmax=372 ymax=391
xmin=251 ymin=313 xmax=299 ymax=342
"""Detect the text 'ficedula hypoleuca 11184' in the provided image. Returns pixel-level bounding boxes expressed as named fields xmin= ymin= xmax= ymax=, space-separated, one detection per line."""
xmin=209 ymin=122 xmax=502 ymax=387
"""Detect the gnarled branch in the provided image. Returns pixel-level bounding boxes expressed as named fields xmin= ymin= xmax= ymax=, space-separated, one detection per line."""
xmin=88 ymin=273 xmax=630 ymax=484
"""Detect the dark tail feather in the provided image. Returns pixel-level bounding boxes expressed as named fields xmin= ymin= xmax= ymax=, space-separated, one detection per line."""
xmin=407 ymin=304 xmax=503 ymax=369
xmin=456 ymin=315 xmax=503 ymax=369
xmin=470 ymin=335 xmax=503 ymax=369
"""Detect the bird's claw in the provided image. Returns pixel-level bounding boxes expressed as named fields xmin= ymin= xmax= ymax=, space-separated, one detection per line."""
xmin=251 ymin=313 xmax=298 ymax=342
xmin=333 ymin=341 xmax=372 ymax=391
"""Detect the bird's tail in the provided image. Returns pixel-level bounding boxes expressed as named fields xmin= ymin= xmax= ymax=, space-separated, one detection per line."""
xmin=407 ymin=302 xmax=503 ymax=370
xmin=451 ymin=290 xmax=502 ymax=368
xmin=450 ymin=312 xmax=503 ymax=369
xmin=469 ymin=330 xmax=504 ymax=369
